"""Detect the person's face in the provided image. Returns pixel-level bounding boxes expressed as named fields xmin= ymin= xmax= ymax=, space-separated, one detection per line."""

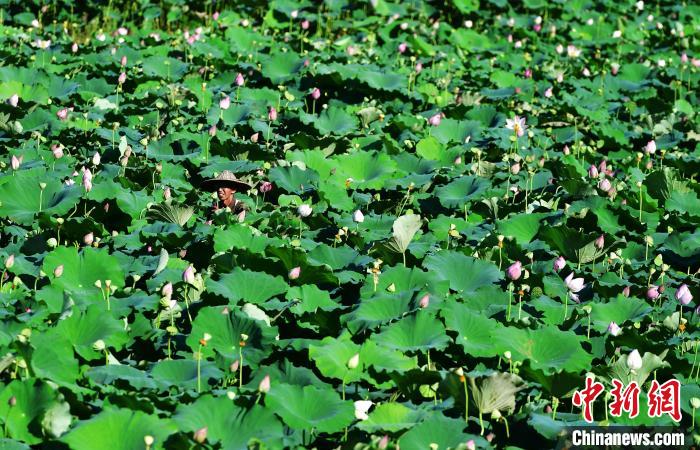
xmin=217 ymin=186 xmax=235 ymax=201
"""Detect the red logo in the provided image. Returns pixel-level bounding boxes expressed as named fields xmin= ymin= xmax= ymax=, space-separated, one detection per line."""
xmin=572 ymin=376 xmax=605 ymax=423
xmin=609 ymin=379 xmax=640 ymax=418
xmin=648 ymin=379 xmax=682 ymax=422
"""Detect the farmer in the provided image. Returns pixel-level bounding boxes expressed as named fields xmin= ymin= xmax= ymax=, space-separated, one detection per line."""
xmin=201 ymin=170 xmax=252 ymax=223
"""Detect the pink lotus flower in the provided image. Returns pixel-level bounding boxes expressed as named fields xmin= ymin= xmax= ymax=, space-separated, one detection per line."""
xmin=676 ymin=284 xmax=693 ymax=305
xmin=598 ymin=178 xmax=612 ymax=192
xmin=258 ymin=375 xmax=271 ymax=393
xmin=622 ymin=286 xmax=630 ymax=297
xmin=288 ymin=267 xmax=301 ymax=280
xmin=250 ymin=132 xmax=259 ymax=143
xmin=524 ymin=68 xmax=532 ymax=78
xmin=71 ymin=43 xmax=78 ymax=53
xmin=594 ymin=235 xmax=605 ymax=250
xmin=301 ymin=20 xmax=309 ymax=30
xmin=310 ymin=88 xmax=321 ymax=100
xmin=645 ymin=140 xmax=656 ymax=154
xmin=268 ymin=106 xmax=278 ymax=121
xmin=213 ymin=11 xmax=220 ymax=20
xmin=607 ymin=322 xmax=621 ymax=336
xmin=5 ymin=254 xmax=15 ymax=269
xmin=259 ymin=181 xmax=273 ymax=193
xmin=510 ymin=162 xmax=520 ymax=175
xmin=681 ymin=53 xmax=688 ymax=64
xmin=52 ymin=144 xmax=64 ymax=158
xmin=544 ymin=87 xmax=553 ymax=98
xmin=118 ymin=72 xmax=126 ymax=84
xmin=11 ymin=155 xmax=21 ymax=170
xmin=8 ymin=94 xmax=18 ymax=107
xmin=183 ymin=265 xmax=195 ymax=284
xmin=534 ymin=24 xmax=541 ymax=32
xmin=553 ymin=256 xmax=566 ymax=272
xmin=235 ymin=72 xmax=245 ymax=86
xmin=163 ymin=187 xmax=171 ymax=200
xmin=54 ymin=265 xmax=64 ymax=278
xmin=506 ymin=261 xmax=522 ymax=281
xmin=83 ymin=232 xmax=94 ymax=246
xmin=505 ymin=116 xmax=526 ymax=137
xmin=219 ymin=95 xmax=230 ymax=110
xmin=398 ymin=42 xmax=407 ymax=53
xmin=378 ymin=435 xmax=389 ymax=450
xmin=419 ymin=294 xmax=430 ymax=308
xmin=57 ymin=108 xmax=69 ymax=121
xmin=565 ymin=272 xmax=585 ymax=301
xmin=415 ymin=62 xmax=423 ymax=73
xmin=588 ymin=165 xmax=599 ymax=178
xmin=428 ymin=113 xmax=442 ymax=127
xmin=647 ymin=285 xmax=660 ymax=300
xmin=466 ymin=440 xmax=476 ymax=450
xmin=208 ymin=125 xmax=217 ymax=137
xmin=162 ymin=282 xmax=173 ymax=299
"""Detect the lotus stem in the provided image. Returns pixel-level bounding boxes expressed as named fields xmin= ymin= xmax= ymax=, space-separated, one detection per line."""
xmin=587 ymin=313 xmax=591 ymax=340
xmin=479 ymin=410 xmax=484 ymax=435
xmin=502 ymin=416 xmax=510 ymax=438
xmin=0 ymin=269 xmax=5 ymax=291
xmin=689 ymin=342 xmax=698 ymax=380
xmin=463 ymin=378 xmax=469 ymax=422
xmin=39 ymin=190 xmax=43 ymax=213
xmin=183 ymin=285 xmax=193 ymax=324
xmin=563 ymin=295 xmax=568 ymax=321
xmin=238 ymin=346 xmax=244 ymax=389
xmin=518 ymin=294 xmax=523 ymax=321
xmin=197 ymin=343 xmax=202 ymax=392
xmin=507 ymin=287 xmax=512 ymax=321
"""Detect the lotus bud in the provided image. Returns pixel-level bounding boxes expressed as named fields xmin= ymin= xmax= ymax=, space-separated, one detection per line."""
xmin=4 ymin=254 xmax=14 ymax=269
xmin=193 ymin=427 xmax=208 ymax=444
xmin=268 ymin=106 xmax=278 ymax=121
xmin=622 ymin=286 xmax=630 ymax=297
xmin=691 ymin=398 xmax=700 ymax=409
xmin=510 ymin=162 xmax=520 ymax=174
xmin=259 ymin=181 xmax=272 ymax=193
xmin=347 ymin=353 xmax=360 ymax=369
xmin=297 ymin=204 xmax=312 ymax=217
xmin=144 ymin=436 xmax=154 ymax=447
xmin=219 ymin=95 xmax=230 ymax=110
xmin=8 ymin=396 xmax=16 ymax=407
xmin=235 ymin=72 xmax=245 ymax=86
xmin=258 ymin=375 xmax=271 ymax=393
xmin=504 ymin=351 xmax=512 ymax=360
xmin=8 ymin=94 xmax=19 ymax=107
xmin=646 ymin=285 xmax=660 ymax=299
xmin=378 ymin=435 xmax=389 ymax=449
xmin=645 ymin=140 xmax=656 ymax=154
xmin=11 ymin=155 xmax=21 ymax=170
xmin=311 ymin=88 xmax=321 ymax=100
xmin=419 ymin=294 xmax=430 ymax=308
xmin=594 ymin=235 xmax=605 ymax=249
xmin=83 ymin=232 xmax=94 ymax=245
xmin=57 ymin=108 xmax=68 ymax=120
xmin=118 ymin=72 xmax=126 ymax=84
xmin=354 ymin=400 xmax=373 ymax=420
xmin=352 ymin=210 xmax=365 ymax=223
xmin=163 ymin=187 xmax=171 ymax=200
xmin=288 ymin=266 xmax=301 ymax=280
xmin=208 ymin=125 xmax=217 ymax=137
xmin=506 ymin=261 xmax=522 ymax=280
xmin=230 ymin=360 xmax=240 ymax=372
xmin=51 ymin=144 xmax=64 ymax=158
xmin=428 ymin=113 xmax=442 ymax=127
xmin=607 ymin=322 xmax=621 ymax=336
xmin=415 ymin=62 xmax=423 ymax=73
xmin=250 ymin=132 xmax=259 ymax=143
xmin=553 ymin=256 xmax=566 ymax=272
xmin=183 ymin=265 xmax=195 ymax=284
xmin=626 ymin=349 xmax=643 ymax=370
xmin=598 ymin=178 xmax=612 ymax=192
xmin=53 ymin=264 xmax=64 ymax=278
xmin=588 ymin=165 xmax=599 ymax=179
xmin=466 ymin=440 xmax=476 ymax=450
xmin=676 ymin=284 xmax=692 ymax=305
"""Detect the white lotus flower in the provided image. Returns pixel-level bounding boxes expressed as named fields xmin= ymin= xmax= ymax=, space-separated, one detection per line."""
xmin=505 ymin=116 xmax=526 ymax=137
xmin=352 ymin=210 xmax=365 ymax=223
xmin=298 ymin=204 xmax=312 ymax=217
xmin=354 ymin=400 xmax=373 ymax=420
xmin=564 ymin=272 xmax=585 ymax=301
xmin=627 ymin=349 xmax=643 ymax=371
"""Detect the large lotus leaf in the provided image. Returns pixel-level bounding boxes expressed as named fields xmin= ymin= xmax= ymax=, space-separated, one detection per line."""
xmin=308 ymin=335 xmax=363 ymax=383
xmin=174 ymin=398 xmax=284 ymax=450
xmin=434 ymin=175 xmax=490 ymax=208
xmin=386 ymin=214 xmax=422 ymax=255
xmin=375 ymin=312 xmax=449 ymax=352
xmin=54 ymin=305 xmax=129 ymax=361
xmin=142 ymin=55 xmax=188 ymax=80
xmin=261 ymin=53 xmax=304 ymax=84
xmin=221 ymin=104 xmax=251 ymax=126
xmin=345 ymin=291 xmax=414 ymax=333
xmin=666 ymin=191 xmax=700 ymax=219
xmin=358 ymin=340 xmax=418 ymax=374
xmin=286 ymin=284 xmax=338 ymax=313
xmin=150 ymin=359 xmax=223 ymax=391
xmin=498 ymin=213 xmax=549 ymax=245
xmin=268 ymin=165 xmax=319 ymax=194
xmin=213 ymin=224 xmax=277 ymax=253
xmin=493 ymin=326 xmax=593 ymax=374
xmin=314 ymin=106 xmax=359 ymax=136
xmin=423 ymin=251 xmax=502 ymax=294
xmin=0 ymin=170 xmax=81 ymax=225
xmin=334 ymin=151 xmax=398 ymax=190
xmin=187 ymin=306 xmax=278 ymax=367
xmin=539 ymin=225 xmax=596 ymax=262
xmin=265 ymin=383 xmax=354 ymax=433
xmin=87 ymin=365 xmax=158 ymax=390
xmin=399 ymin=413 xmax=485 ymax=450
xmin=307 ymin=244 xmax=372 ymax=270
xmin=42 ymin=246 xmax=126 ymax=305
xmin=589 ymin=295 xmax=652 ymax=333
xmin=443 ymin=301 xmax=501 ymax=358
xmin=357 ymin=402 xmax=426 ymax=433
xmin=608 ymin=350 xmax=670 ymax=388
xmin=31 ymin=332 xmax=80 ymax=386
xmin=0 ymin=379 xmax=61 ymax=445
xmin=431 ymin=119 xmax=482 ymax=145
xmin=61 ymin=408 xmax=177 ymax=450
xmin=207 ymin=268 xmax=288 ymax=304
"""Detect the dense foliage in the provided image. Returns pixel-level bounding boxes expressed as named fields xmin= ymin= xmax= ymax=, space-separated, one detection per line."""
xmin=0 ymin=0 xmax=699 ymax=448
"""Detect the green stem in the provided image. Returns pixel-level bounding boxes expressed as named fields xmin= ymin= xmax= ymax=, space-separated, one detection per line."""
xmin=183 ymin=285 xmax=193 ymax=324
xmin=197 ymin=344 xmax=202 ymax=392
xmin=479 ymin=410 xmax=484 ymax=435
xmin=563 ymin=295 xmax=568 ymax=321
xmin=463 ymin=379 xmax=469 ymax=422
xmin=507 ymin=289 xmax=512 ymax=321
xmin=239 ymin=347 xmax=244 ymax=389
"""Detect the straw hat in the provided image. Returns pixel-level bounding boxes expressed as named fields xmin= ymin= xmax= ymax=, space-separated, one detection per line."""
xmin=201 ymin=170 xmax=252 ymax=192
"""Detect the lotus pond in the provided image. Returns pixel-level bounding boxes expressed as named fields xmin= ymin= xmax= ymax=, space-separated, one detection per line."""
xmin=0 ymin=0 xmax=699 ymax=448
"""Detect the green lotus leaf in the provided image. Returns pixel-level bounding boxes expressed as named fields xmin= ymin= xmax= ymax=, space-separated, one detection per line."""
xmin=175 ymin=398 xmax=285 ymax=449
xmin=423 ymin=251 xmax=502 ymax=294
xmin=87 ymin=365 xmax=158 ymax=390
xmin=307 ymin=244 xmax=372 ymax=271
xmin=142 ymin=55 xmax=188 ymax=80
xmin=589 ymin=295 xmax=651 ymax=333
xmin=375 ymin=312 xmax=449 ymax=352
xmin=187 ymin=306 xmax=278 ymax=367
xmin=208 ymin=268 xmax=288 ymax=304
xmin=497 ymin=212 xmax=549 ymax=245
xmin=434 ymin=176 xmax=490 ymax=209
xmin=443 ymin=301 xmax=501 ymax=358
xmin=0 ymin=169 xmax=81 ymax=225
xmin=345 ymin=291 xmax=414 ymax=333
xmin=386 ymin=214 xmax=422 ymax=255
xmin=265 ymin=383 xmax=354 ymax=433
xmin=493 ymin=326 xmax=593 ymax=374
xmin=31 ymin=332 xmax=80 ymax=386
xmin=308 ymin=335 xmax=362 ymax=382
xmin=0 ymin=379 xmax=62 ymax=445
xmin=61 ymin=408 xmax=177 ymax=450
xmin=314 ymin=106 xmax=359 ymax=136
xmin=150 ymin=359 xmax=223 ymax=391
xmin=261 ymin=53 xmax=304 ymax=84
xmin=359 ymin=340 xmax=418 ymax=373
xmin=268 ymin=165 xmax=319 ymax=194
xmin=357 ymin=402 xmax=426 ymax=432
xmin=53 ymin=305 xmax=129 ymax=361
xmin=335 ymin=151 xmax=398 ymax=190
xmin=286 ymin=284 xmax=338 ymax=313
xmin=399 ymin=413 xmax=485 ymax=450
